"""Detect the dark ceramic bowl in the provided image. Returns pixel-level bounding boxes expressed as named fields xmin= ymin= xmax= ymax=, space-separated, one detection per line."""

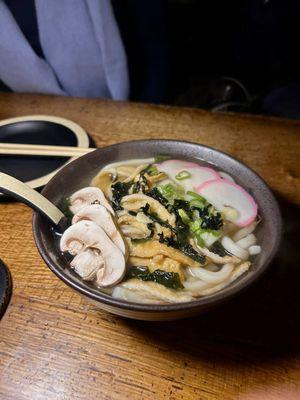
xmin=33 ymin=140 xmax=282 ymax=320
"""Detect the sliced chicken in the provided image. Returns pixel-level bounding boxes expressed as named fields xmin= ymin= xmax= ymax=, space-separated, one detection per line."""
xmin=60 ymin=220 xmax=125 ymax=287
xmin=69 ymin=187 xmax=114 ymax=215
xmin=72 ymin=204 xmax=126 ymax=255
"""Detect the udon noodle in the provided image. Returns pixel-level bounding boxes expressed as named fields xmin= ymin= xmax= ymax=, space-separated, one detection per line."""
xmin=59 ymin=157 xmax=261 ymax=304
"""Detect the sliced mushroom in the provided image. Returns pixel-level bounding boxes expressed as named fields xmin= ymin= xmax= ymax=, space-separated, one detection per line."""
xmin=69 ymin=187 xmax=114 ymax=215
xmin=121 ymin=193 xmax=176 ymax=226
xmin=60 ymin=220 xmax=125 ymax=287
xmin=127 ymin=239 xmax=204 ymax=268
xmin=70 ymin=248 xmax=104 ymax=280
xmin=72 ymin=204 xmax=126 ymax=255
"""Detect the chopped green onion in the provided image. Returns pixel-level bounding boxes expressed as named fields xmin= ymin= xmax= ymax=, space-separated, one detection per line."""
xmin=187 ymin=191 xmax=208 ymax=208
xmin=158 ymin=183 xmax=184 ymax=201
xmin=178 ymin=209 xmax=191 ymax=224
xmin=175 ymin=170 xmax=191 ymax=181
xmin=146 ymin=165 xmax=158 ymax=176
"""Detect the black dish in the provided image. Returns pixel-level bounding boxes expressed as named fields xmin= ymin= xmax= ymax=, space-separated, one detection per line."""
xmin=0 ymin=115 xmax=91 ymax=194
xmin=0 ymin=259 xmax=12 ymax=319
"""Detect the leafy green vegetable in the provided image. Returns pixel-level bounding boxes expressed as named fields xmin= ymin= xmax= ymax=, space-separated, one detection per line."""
xmin=145 ymin=165 xmax=159 ymax=176
xmin=178 ymin=209 xmax=190 ymax=224
xmin=175 ymin=170 xmax=191 ymax=180
xmin=189 ymin=219 xmax=221 ymax=247
xmin=187 ymin=191 xmax=208 ymax=208
xmin=173 ymin=199 xmax=193 ymax=217
xmin=195 ymin=206 xmax=223 ymax=230
xmin=154 ymin=155 xmax=171 ymax=163
xmin=126 ymin=266 xmax=183 ymax=289
xmin=158 ymin=184 xmax=185 ymax=201
xmin=59 ymin=197 xmax=73 ymax=219
xmin=111 ymin=181 xmax=132 ymax=211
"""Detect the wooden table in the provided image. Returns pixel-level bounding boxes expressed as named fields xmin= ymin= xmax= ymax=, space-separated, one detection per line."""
xmin=0 ymin=93 xmax=299 ymax=400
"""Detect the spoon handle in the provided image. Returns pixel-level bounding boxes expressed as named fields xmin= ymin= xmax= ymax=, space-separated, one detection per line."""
xmin=0 ymin=172 xmax=64 ymax=225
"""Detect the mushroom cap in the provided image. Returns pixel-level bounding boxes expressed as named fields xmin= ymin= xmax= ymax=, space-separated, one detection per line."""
xmin=72 ymin=204 xmax=126 ymax=255
xmin=69 ymin=187 xmax=114 ymax=215
xmin=60 ymin=220 xmax=126 ymax=287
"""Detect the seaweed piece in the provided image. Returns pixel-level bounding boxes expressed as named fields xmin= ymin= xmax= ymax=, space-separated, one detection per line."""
xmin=210 ymin=241 xmax=230 ymax=257
xmin=59 ymin=197 xmax=73 ymax=219
xmin=140 ymin=203 xmax=175 ymax=232
xmin=158 ymin=233 xmax=206 ymax=265
xmin=126 ymin=266 xmax=183 ymax=289
xmin=132 ymin=168 xmax=149 ymax=194
xmin=128 ymin=210 xmax=137 ymax=216
xmin=192 ymin=205 xmax=223 ymax=230
xmin=111 ymin=181 xmax=132 ymax=211
xmin=140 ymin=164 xmax=158 ymax=176
xmin=147 ymin=187 xmax=169 ymax=206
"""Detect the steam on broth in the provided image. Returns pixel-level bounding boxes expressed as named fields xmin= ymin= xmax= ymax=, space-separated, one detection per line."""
xmin=59 ymin=157 xmax=261 ymax=304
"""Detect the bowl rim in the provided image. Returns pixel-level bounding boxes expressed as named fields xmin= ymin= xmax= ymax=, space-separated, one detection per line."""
xmin=33 ymin=139 xmax=283 ymax=313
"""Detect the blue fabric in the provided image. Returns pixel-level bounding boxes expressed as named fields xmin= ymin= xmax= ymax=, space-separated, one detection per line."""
xmin=0 ymin=0 xmax=129 ymax=100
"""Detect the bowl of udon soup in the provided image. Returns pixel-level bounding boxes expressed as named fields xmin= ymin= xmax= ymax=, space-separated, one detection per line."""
xmin=33 ymin=140 xmax=282 ymax=320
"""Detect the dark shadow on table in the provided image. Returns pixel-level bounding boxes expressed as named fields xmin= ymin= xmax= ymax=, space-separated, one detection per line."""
xmin=125 ymin=195 xmax=300 ymax=363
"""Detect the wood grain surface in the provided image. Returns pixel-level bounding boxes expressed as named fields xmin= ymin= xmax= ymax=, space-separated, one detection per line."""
xmin=0 ymin=93 xmax=299 ymax=400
